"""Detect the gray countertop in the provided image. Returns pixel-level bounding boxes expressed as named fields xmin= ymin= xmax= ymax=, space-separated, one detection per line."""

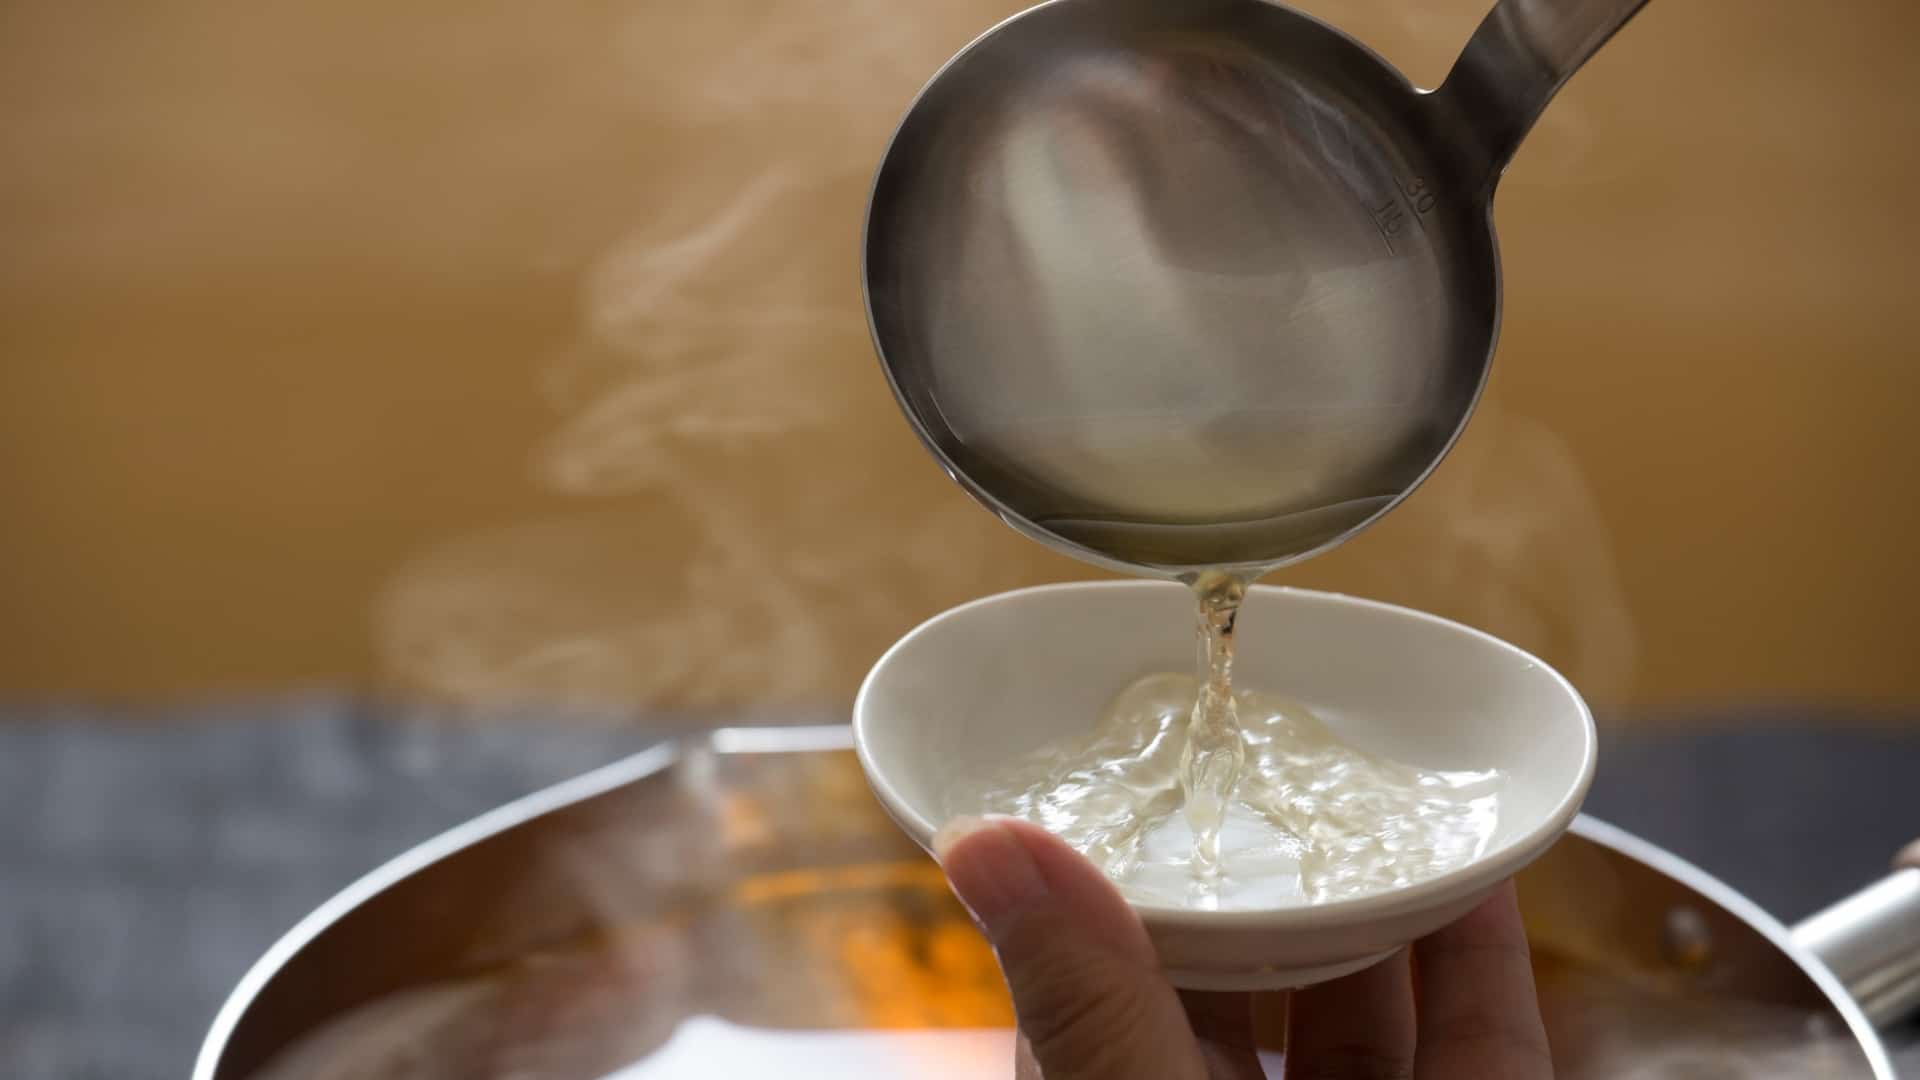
xmin=2 ymin=701 xmax=1914 ymax=1079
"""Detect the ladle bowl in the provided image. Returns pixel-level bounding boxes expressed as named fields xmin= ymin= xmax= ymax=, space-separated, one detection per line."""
xmin=854 ymin=582 xmax=1596 ymax=989
xmin=863 ymin=0 xmax=1651 ymax=575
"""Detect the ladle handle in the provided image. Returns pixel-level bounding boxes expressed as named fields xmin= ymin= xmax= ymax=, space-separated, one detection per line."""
xmin=1438 ymin=0 xmax=1654 ymax=192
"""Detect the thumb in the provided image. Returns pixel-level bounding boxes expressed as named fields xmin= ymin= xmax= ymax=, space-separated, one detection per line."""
xmin=935 ymin=816 xmax=1208 ymax=1080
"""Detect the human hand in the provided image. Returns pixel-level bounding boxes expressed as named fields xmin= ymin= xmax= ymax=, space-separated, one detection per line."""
xmin=935 ymin=815 xmax=1553 ymax=1079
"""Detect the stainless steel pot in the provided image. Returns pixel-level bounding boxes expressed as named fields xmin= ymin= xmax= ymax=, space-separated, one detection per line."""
xmin=195 ymin=726 xmax=1918 ymax=1078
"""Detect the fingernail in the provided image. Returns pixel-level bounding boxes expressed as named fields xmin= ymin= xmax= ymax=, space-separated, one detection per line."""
xmin=934 ymin=815 xmax=1049 ymax=937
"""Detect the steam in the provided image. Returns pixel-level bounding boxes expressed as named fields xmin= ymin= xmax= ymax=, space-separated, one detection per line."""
xmin=1302 ymin=406 xmax=1638 ymax=705
xmin=375 ymin=165 xmax=1033 ymax=709
xmin=369 ymin=0 xmax=1063 ymax=710
xmin=1423 ymin=409 xmax=1638 ymax=700
xmin=538 ymin=168 xmax=842 ymax=495
xmin=652 ymin=0 xmax=980 ymax=114
xmin=1536 ymin=958 xmax=1880 ymax=1078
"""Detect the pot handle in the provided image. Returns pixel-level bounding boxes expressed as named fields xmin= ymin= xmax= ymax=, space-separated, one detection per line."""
xmin=1791 ymin=840 xmax=1920 ymax=1028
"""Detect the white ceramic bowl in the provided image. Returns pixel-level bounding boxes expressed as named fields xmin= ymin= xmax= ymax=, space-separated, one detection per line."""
xmin=854 ymin=581 xmax=1596 ymax=990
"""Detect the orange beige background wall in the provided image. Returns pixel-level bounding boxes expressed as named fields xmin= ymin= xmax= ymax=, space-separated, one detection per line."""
xmin=2 ymin=0 xmax=1915 ymax=717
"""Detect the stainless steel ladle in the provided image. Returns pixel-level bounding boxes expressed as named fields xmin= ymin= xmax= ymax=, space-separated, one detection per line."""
xmin=863 ymin=0 xmax=1651 ymax=577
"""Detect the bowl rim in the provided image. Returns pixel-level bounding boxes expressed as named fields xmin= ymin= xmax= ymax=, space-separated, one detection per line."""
xmin=853 ymin=580 xmax=1597 ymax=929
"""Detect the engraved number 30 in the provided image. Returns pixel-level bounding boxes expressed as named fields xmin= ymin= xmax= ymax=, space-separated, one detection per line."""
xmin=1402 ymin=177 xmax=1437 ymax=214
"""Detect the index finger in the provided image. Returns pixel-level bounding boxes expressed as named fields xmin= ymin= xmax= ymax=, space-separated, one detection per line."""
xmin=1411 ymin=881 xmax=1554 ymax=1079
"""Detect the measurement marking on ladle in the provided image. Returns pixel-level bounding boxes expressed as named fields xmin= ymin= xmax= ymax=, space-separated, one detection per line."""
xmin=1401 ymin=176 xmax=1438 ymax=213
xmin=1372 ymin=175 xmax=1437 ymax=253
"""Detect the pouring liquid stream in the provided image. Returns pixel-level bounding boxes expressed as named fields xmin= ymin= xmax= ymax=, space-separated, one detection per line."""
xmin=1179 ymin=571 xmax=1250 ymax=897
xmin=954 ymin=576 xmax=1508 ymax=910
